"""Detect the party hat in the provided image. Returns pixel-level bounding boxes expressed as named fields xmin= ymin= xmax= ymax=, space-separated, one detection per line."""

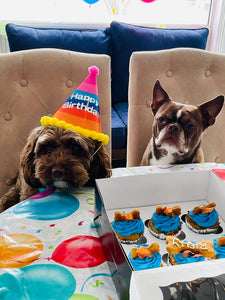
xmin=41 ymin=66 xmax=109 ymax=145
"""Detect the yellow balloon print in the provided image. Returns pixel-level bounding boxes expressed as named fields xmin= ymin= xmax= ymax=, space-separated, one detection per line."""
xmin=0 ymin=233 xmax=43 ymax=268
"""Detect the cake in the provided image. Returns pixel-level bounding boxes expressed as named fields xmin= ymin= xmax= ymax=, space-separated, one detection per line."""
xmin=186 ymin=201 xmax=220 ymax=234
xmin=112 ymin=209 xmax=144 ymax=243
xmin=213 ymin=236 xmax=225 ymax=259
xmin=148 ymin=205 xmax=182 ymax=240
xmin=128 ymin=242 xmax=162 ymax=270
xmin=166 ymin=236 xmax=216 ymax=265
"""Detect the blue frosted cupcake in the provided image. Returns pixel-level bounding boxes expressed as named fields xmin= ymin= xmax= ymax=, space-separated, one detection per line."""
xmin=148 ymin=205 xmax=182 ymax=240
xmin=186 ymin=202 xmax=219 ymax=234
xmin=213 ymin=236 xmax=225 ymax=259
xmin=112 ymin=209 xmax=144 ymax=243
xmin=128 ymin=242 xmax=162 ymax=270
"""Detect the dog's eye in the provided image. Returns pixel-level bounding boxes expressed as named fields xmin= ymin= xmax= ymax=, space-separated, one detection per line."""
xmin=72 ymin=145 xmax=82 ymax=155
xmin=186 ymin=123 xmax=194 ymax=131
xmin=37 ymin=145 xmax=53 ymax=156
xmin=65 ymin=138 xmax=88 ymax=156
xmin=158 ymin=116 xmax=166 ymax=124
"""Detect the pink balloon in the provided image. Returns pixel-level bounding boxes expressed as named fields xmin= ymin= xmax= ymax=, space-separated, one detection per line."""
xmin=52 ymin=235 xmax=106 ymax=268
xmin=141 ymin=0 xmax=156 ymax=2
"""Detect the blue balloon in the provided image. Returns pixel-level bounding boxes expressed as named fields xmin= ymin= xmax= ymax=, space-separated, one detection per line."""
xmin=13 ymin=191 xmax=79 ymax=220
xmin=83 ymin=0 xmax=100 ymax=4
xmin=0 ymin=264 xmax=76 ymax=299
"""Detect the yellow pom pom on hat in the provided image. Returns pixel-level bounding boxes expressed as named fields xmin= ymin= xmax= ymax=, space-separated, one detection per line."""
xmin=41 ymin=66 xmax=109 ymax=145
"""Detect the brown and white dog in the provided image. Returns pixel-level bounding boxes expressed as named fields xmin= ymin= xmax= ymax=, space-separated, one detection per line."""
xmin=141 ymin=80 xmax=224 ymax=166
xmin=0 ymin=126 xmax=111 ymax=212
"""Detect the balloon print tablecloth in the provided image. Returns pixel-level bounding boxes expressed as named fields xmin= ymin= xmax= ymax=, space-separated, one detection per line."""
xmin=0 ymin=188 xmax=119 ymax=300
xmin=1 ymin=162 xmax=225 ymax=300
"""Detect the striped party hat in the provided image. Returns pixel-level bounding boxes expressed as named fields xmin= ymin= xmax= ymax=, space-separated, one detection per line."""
xmin=41 ymin=66 xmax=109 ymax=145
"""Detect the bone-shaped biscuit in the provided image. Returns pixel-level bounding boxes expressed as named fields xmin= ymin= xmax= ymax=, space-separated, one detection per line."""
xmin=217 ymin=236 xmax=225 ymax=247
xmin=166 ymin=236 xmax=216 ymax=258
xmin=156 ymin=205 xmax=181 ymax=217
xmin=193 ymin=201 xmax=216 ymax=215
xmin=114 ymin=209 xmax=140 ymax=222
xmin=131 ymin=242 xmax=160 ymax=259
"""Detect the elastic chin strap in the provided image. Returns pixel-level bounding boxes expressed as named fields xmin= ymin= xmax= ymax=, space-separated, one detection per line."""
xmin=91 ymin=143 xmax=103 ymax=158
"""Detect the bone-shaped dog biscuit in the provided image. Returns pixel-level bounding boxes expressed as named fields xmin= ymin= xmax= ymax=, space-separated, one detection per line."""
xmin=114 ymin=209 xmax=140 ymax=222
xmin=131 ymin=242 xmax=160 ymax=259
xmin=193 ymin=201 xmax=216 ymax=215
xmin=156 ymin=205 xmax=181 ymax=217
xmin=217 ymin=236 xmax=225 ymax=247
xmin=166 ymin=236 xmax=216 ymax=258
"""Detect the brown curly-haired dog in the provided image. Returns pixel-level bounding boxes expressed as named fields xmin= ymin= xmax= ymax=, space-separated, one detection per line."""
xmin=0 ymin=126 xmax=111 ymax=212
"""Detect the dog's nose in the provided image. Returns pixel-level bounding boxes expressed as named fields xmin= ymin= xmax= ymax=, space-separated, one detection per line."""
xmin=169 ymin=124 xmax=178 ymax=135
xmin=52 ymin=168 xmax=65 ymax=180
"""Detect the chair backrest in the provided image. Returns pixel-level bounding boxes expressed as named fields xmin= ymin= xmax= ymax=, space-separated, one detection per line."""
xmin=0 ymin=48 xmax=111 ymax=197
xmin=127 ymin=48 xmax=225 ymax=167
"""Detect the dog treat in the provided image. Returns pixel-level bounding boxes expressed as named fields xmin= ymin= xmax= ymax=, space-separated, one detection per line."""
xmin=128 ymin=242 xmax=162 ymax=270
xmin=166 ymin=236 xmax=216 ymax=265
xmin=148 ymin=205 xmax=182 ymax=240
xmin=186 ymin=202 xmax=220 ymax=234
xmin=213 ymin=236 xmax=225 ymax=259
xmin=112 ymin=209 xmax=144 ymax=243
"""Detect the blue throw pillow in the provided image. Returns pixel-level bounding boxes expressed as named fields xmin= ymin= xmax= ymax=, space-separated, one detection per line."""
xmin=111 ymin=107 xmax=127 ymax=149
xmin=110 ymin=21 xmax=209 ymax=104
xmin=114 ymin=102 xmax=128 ymax=127
xmin=6 ymin=23 xmax=111 ymax=55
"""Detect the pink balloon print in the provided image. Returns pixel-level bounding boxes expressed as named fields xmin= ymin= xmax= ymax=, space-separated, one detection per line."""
xmin=141 ymin=0 xmax=156 ymax=2
xmin=52 ymin=235 xmax=106 ymax=268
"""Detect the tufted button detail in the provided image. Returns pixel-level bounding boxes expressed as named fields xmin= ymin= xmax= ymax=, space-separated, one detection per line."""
xmin=6 ymin=178 xmax=14 ymax=186
xmin=66 ymin=80 xmax=73 ymax=88
xmin=146 ymin=100 xmax=151 ymax=107
xmin=205 ymin=70 xmax=211 ymax=77
xmin=20 ymin=79 xmax=28 ymax=87
xmin=166 ymin=70 xmax=173 ymax=77
xmin=47 ymin=113 xmax=53 ymax=117
xmin=4 ymin=112 xmax=12 ymax=121
xmin=215 ymin=157 xmax=221 ymax=163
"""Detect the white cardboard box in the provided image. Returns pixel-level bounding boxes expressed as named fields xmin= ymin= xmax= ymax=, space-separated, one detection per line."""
xmin=95 ymin=168 xmax=225 ymax=300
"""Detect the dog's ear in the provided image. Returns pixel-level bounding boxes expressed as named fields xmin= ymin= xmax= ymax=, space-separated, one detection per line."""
xmin=198 ymin=95 xmax=224 ymax=129
xmin=151 ymin=80 xmax=171 ymax=115
xmin=20 ymin=127 xmax=42 ymax=188
xmin=88 ymin=142 xmax=111 ymax=184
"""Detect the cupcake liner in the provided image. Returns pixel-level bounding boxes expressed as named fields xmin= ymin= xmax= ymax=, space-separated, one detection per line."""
xmin=148 ymin=223 xmax=182 ymax=240
xmin=186 ymin=216 xmax=219 ymax=234
xmin=119 ymin=233 xmax=144 ymax=245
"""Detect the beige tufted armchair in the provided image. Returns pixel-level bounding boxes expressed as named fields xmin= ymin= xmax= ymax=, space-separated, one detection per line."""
xmin=127 ymin=48 xmax=225 ymax=167
xmin=0 ymin=48 xmax=111 ymax=197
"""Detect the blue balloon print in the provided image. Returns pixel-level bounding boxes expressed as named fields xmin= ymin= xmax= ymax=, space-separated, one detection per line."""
xmin=0 ymin=264 xmax=76 ymax=300
xmin=13 ymin=191 xmax=79 ymax=220
xmin=83 ymin=0 xmax=100 ymax=4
